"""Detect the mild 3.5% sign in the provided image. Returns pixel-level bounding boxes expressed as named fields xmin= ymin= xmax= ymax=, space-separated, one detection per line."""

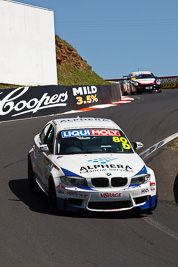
xmin=76 ymin=95 xmax=98 ymax=105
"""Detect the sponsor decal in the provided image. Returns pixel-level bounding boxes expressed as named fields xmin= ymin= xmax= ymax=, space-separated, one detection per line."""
xmin=66 ymin=191 xmax=83 ymax=198
xmin=80 ymin=164 xmax=133 ymax=173
xmin=162 ymin=83 xmax=177 ymax=88
xmin=91 ymin=129 xmax=120 ymax=136
xmin=56 ymin=183 xmax=65 ymax=189
xmin=76 ymin=95 xmax=98 ymax=105
xmin=160 ymin=77 xmax=178 ymax=83
xmin=62 ymin=129 xmax=120 ymax=138
xmin=57 ymin=156 xmax=63 ymax=159
xmin=60 ymin=118 xmax=109 ymax=123
xmin=128 ymin=184 xmax=140 ymax=189
xmin=150 ymin=181 xmax=156 ymax=191
xmin=99 ymin=192 xmax=122 ymax=199
xmin=72 ymin=86 xmax=98 ymax=106
xmin=0 ymin=87 xmax=68 ymax=117
xmin=72 ymin=86 xmax=97 ymax=96
xmin=141 ymin=188 xmax=149 ymax=194
xmin=150 ymin=182 xmax=156 ymax=186
xmin=112 ymin=137 xmax=131 ymax=149
xmin=104 ymin=209 xmax=121 ymax=211
xmin=87 ymin=157 xmax=118 ymax=164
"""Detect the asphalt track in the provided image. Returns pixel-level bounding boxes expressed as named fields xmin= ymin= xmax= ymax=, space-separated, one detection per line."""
xmin=0 ymin=89 xmax=178 ymax=267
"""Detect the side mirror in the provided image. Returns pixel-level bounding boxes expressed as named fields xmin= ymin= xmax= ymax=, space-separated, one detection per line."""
xmin=132 ymin=142 xmax=143 ymax=150
xmin=39 ymin=144 xmax=49 ymax=152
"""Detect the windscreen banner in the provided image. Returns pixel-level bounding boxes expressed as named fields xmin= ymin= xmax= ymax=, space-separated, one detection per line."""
xmin=0 ymin=84 xmax=121 ymax=121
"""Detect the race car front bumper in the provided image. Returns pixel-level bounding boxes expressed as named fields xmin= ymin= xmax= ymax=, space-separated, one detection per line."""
xmin=56 ymin=184 xmax=156 ymax=212
xmin=133 ymin=83 xmax=162 ymax=93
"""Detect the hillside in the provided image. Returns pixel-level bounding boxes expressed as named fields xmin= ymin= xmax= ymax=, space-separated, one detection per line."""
xmin=55 ymin=35 xmax=109 ymax=85
xmin=0 ymin=35 xmax=109 ymax=89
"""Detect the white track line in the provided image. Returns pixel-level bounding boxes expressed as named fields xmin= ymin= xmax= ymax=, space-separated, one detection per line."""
xmin=140 ymin=132 xmax=178 ymax=159
xmin=140 ymin=132 xmax=178 ymax=241
xmin=143 ymin=217 xmax=178 ymax=241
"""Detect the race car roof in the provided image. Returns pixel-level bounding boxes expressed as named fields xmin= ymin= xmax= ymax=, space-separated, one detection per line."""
xmin=131 ymin=71 xmax=152 ymax=76
xmin=52 ymin=117 xmax=120 ymax=131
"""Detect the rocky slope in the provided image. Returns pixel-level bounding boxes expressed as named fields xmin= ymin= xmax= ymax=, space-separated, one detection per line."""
xmin=55 ymin=35 xmax=109 ymax=85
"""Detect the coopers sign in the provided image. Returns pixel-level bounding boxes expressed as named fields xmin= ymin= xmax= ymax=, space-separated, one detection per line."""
xmin=0 ymin=84 xmax=121 ymax=121
xmin=0 ymin=87 xmax=68 ymax=117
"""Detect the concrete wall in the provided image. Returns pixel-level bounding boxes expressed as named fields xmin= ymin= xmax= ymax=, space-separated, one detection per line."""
xmin=0 ymin=0 xmax=58 ymax=86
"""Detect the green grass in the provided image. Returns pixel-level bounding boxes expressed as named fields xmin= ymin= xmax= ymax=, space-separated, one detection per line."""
xmin=57 ymin=61 xmax=110 ymax=86
xmin=165 ymin=138 xmax=178 ymax=150
xmin=0 ymin=83 xmax=19 ymax=89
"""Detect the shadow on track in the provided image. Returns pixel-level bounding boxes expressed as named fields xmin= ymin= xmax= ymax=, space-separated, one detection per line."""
xmin=173 ymin=173 xmax=178 ymax=205
xmin=9 ymin=178 xmax=51 ymax=214
xmin=9 ymin=178 xmax=151 ymax=220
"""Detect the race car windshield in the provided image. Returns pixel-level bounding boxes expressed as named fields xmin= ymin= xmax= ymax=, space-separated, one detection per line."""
xmin=136 ymin=74 xmax=154 ymax=79
xmin=57 ymin=129 xmax=133 ymax=155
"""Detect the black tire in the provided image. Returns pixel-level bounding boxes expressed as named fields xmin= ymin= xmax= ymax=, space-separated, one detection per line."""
xmin=48 ymin=178 xmax=58 ymax=212
xmin=127 ymin=85 xmax=131 ymax=95
xmin=28 ymin=157 xmax=36 ymax=187
xmin=130 ymin=85 xmax=134 ymax=95
xmin=149 ymin=90 xmax=153 ymax=94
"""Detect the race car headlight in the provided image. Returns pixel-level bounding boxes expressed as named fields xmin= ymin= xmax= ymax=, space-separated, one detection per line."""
xmin=131 ymin=174 xmax=150 ymax=184
xmin=133 ymin=81 xmax=139 ymax=86
xmin=61 ymin=176 xmax=87 ymax=186
xmin=156 ymin=79 xmax=161 ymax=85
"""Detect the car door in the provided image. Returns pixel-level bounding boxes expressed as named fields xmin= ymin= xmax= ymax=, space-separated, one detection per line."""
xmin=37 ymin=123 xmax=55 ymax=189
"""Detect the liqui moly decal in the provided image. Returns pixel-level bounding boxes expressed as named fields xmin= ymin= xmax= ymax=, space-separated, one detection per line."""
xmin=91 ymin=129 xmax=120 ymax=136
xmin=62 ymin=129 xmax=120 ymax=138
xmin=0 ymin=87 xmax=68 ymax=117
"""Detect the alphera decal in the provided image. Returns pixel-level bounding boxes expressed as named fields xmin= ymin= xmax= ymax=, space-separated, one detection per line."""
xmin=0 ymin=87 xmax=68 ymax=117
xmin=80 ymin=164 xmax=133 ymax=173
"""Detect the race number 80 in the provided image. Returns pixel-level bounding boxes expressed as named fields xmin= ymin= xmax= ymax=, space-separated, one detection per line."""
xmin=112 ymin=137 xmax=131 ymax=149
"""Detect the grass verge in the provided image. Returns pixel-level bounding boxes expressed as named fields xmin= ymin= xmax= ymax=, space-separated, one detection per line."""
xmin=165 ymin=138 xmax=178 ymax=150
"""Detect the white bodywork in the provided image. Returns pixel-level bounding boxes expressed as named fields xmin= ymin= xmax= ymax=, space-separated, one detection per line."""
xmin=29 ymin=117 xmax=157 ymax=212
xmin=131 ymin=71 xmax=155 ymax=85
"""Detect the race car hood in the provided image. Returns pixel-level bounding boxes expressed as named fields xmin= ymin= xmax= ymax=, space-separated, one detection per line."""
xmin=54 ymin=153 xmax=147 ymax=178
xmin=135 ymin=78 xmax=155 ymax=85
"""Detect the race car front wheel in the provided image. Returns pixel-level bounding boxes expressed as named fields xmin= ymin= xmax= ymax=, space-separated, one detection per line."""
xmin=48 ymin=178 xmax=58 ymax=212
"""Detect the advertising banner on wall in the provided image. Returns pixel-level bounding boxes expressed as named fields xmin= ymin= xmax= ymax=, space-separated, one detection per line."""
xmin=0 ymin=84 xmax=121 ymax=122
xmin=106 ymin=76 xmax=178 ymax=89
xmin=159 ymin=76 xmax=178 ymax=89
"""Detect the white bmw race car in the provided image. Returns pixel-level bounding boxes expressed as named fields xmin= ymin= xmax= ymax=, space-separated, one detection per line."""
xmin=28 ymin=117 xmax=157 ymax=213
